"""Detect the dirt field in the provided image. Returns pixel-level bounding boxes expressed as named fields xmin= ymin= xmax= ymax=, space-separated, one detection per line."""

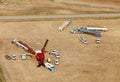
xmin=0 ymin=0 xmax=120 ymax=15
xmin=0 ymin=18 xmax=120 ymax=82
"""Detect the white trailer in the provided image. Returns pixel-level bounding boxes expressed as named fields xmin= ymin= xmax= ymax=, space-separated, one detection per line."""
xmin=12 ymin=39 xmax=29 ymax=50
xmin=86 ymin=27 xmax=108 ymax=31
xmin=58 ymin=20 xmax=72 ymax=31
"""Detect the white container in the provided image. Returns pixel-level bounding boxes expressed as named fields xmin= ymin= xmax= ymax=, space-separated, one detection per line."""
xmin=21 ymin=54 xmax=27 ymax=60
xmin=47 ymin=58 xmax=51 ymax=63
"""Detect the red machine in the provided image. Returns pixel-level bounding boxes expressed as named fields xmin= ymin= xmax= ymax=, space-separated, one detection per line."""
xmin=35 ymin=39 xmax=49 ymax=67
xmin=12 ymin=39 xmax=49 ymax=67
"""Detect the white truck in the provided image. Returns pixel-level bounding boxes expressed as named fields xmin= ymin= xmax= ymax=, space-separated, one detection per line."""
xmin=51 ymin=50 xmax=60 ymax=58
xmin=79 ymin=37 xmax=88 ymax=44
xmin=44 ymin=62 xmax=56 ymax=72
xmin=96 ymin=38 xmax=100 ymax=44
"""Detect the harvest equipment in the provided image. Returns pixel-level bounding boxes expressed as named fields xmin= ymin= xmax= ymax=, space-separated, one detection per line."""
xmin=70 ymin=27 xmax=102 ymax=37
xmin=58 ymin=19 xmax=72 ymax=31
xmin=12 ymin=39 xmax=49 ymax=67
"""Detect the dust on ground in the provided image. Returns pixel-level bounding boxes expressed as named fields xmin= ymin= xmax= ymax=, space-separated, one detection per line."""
xmin=0 ymin=0 xmax=120 ymax=16
xmin=0 ymin=18 xmax=120 ymax=82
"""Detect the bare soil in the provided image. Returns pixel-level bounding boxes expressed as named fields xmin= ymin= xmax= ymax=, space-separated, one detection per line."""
xmin=0 ymin=0 xmax=119 ymax=16
xmin=0 ymin=18 xmax=120 ymax=82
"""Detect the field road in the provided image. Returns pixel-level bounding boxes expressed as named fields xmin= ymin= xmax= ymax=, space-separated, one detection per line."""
xmin=0 ymin=13 xmax=120 ymax=20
